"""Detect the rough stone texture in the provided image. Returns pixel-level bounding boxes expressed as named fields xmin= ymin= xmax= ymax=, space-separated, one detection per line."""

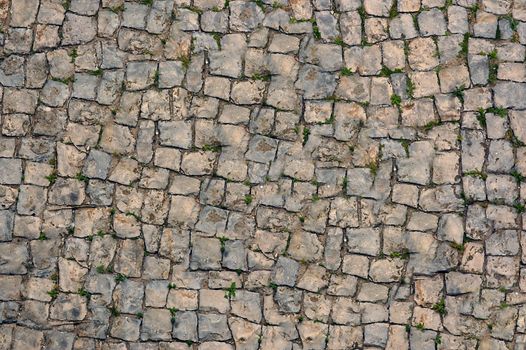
xmin=0 ymin=0 xmax=524 ymax=348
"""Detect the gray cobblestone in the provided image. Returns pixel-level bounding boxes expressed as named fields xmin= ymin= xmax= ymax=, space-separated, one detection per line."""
xmin=0 ymin=0 xmax=525 ymax=348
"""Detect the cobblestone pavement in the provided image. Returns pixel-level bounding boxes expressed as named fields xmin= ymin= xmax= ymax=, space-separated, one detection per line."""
xmin=4 ymin=0 xmax=526 ymax=349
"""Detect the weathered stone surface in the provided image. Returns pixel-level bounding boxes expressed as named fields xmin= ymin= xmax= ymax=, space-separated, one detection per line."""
xmin=48 ymin=179 xmax=85 ymax=206
xmin=50 ymin=294 xmax=87 ymax=321
xmin=58 ymin=258 xmax=88 ymax=292
xmin=114 ymin=239 xmax=144 ymax=277
xmin=0 ymin=159 xmax=22 ymax=185
xmin=10 ymin=0 xmax=39 ymax=27
xmin=62 ymin=14 xmax=97 ymax=45
xmin=0 ymin=243 xmax=28 ymax=274
xmin=198 ymin=313 xmax=231 ymax=341
xmin=172 ymin=311 xmax=198 ymax=341
xmin=0 ymin=2 xmax=522 ymax=348
xmin=230 ymin=1 xmax=264 ymax=32
xmin=111 ymin=316 xmax=141 ymax=341
xmin=494 ymin=82 xmax=526 ymax=108
xmin=113 ymin=280 xmax=144 ymax=314
xmin=141 ymin=309 xmax=172 ymax=341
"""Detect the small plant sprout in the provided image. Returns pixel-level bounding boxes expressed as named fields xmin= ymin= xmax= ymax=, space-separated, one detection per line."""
xmin=178 ymin=55 xmax=191 ymax=70
xmin=224 ymin=282 xmax=237 ymax=299
xmin=432 ymin=298 xmax=446 ymax=316
xmin=340 ymin=67 xmax=353 ymax=76
xmin=452 ymin=85 xmax=465 ymax=103
xmin=45 ymin=171 xmax=58 ymax=184
xmin=514 ymin=201 xmax=525 ymax=214
xmin=169 ymin=307 xmax=178 ymax=320
xmin=88 ymin=68 xmax=103 ymax=77
xmin=424 ymin=120 xmax=441 ymax=131
xmin=389 ymin=249 xmax=410 ymax=260
xmin=488 ymin=50 xmax=498 ymax=84
xmin=458 ymin=33 xmax=469 ymax=58
xmin=252 ymin=71 xmax=271 ymax=81
xmin=464 ymin=170 xmax=487 ymax=180
xmin=486 ymin=106 xmax=507 ymax=118
xmin=380 ymin=65 xmax=403 ymax=77
xmin=334 ymin=36 xmax=345 ymax=46
xmin=391 ymin=94 xmax=401 ymax=107
xmin=367 ymin=159 xmax=379 ymax=176
xmin=403 ymin=74 xmax=414 ymax=97
xmin=202 ymin=144 xmax=221 ymax=152
xmin=69 ymin=48 xmax=78 ymax=62
xmin=476 ymin=109 xmax=487 ymax=128
xmin=302 ymin=127 xmax=311 ymax=146
xmin=400 ymin=140 xmax=410 ymax=157
xmin=111 ymin=4 xmax=125 ymax=13
xmin=317 ymin=114 xmax=335 ymax=125
xmin=75 ymin=172 xmax=88 ymax=182
xmin=78 ymin=288 xmax=90 ymax=298
xmin=110 ymin=306 xmax=120 ymax=316
xmin=47 ymin=287 xmax=59 ymax=299
xmin=357 ymin=6 xmax=366 ymax=20
xmin=125 ymin=211 xmax=141 ymax=221
xmin=244 ymin=194 xmax=253 ymax=205
xmin=114 ymin=273 xmax=127 ymax=282
xmin=450 ymin=242 xmax=465 ymax=252
xmin=312 ymin=21 xmax=321 ymax=39
xmin=154 ymin=70 xmax=160 ymax=86
xmin=511 ymin=169 xmax=525 ymax=183
xmin=389 ymin=0 xmax=398 ymax=18
xmin=218 ymin=236 xmax=229 ymax=253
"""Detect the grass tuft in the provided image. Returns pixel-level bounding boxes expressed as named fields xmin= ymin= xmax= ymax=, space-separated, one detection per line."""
xmin=464 ymin=170 xmax=487 ymax=180
xmin=488 ymin=50 xmax=498 ymax=85
xmin=391 ymin=94 xmax=401 ymax=107
xmin=340 ymin=67 xmax=353 ymax=76
xmin=423 ymin=120 xmax=441 ymax=131
xmin=476 ymin=108 xmax=487 ymax=128
xmin=514 ymin=201 xmax=525 ymax=214
xmin=224 ymin=282 xmax=237 ymax=299
xmin=406 ymin=77 xmax=415 ymax=98
xmin=114 ymin=273 xmax=127 ymax=282
xmin=312 ymin=21 xmax=321 ymax=39
xmin=458 ymin=33 xmax=470 ymax=58
xmin=219 ymin=236 xmax=229 ymax=253
xmin=244 ymin=194 xmax=253 ymax=205
xmin=452 ymin=85 xmax=465 ymax=104
xmin=45 ymin=171 xmax=58 ymax=185
xmin=302 ymin=127 xmax=311 ymax=146
xmin=432 ymin=298 xmax=447 ymax=316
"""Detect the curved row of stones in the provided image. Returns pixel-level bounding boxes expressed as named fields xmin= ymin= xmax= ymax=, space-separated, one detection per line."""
xmin=2 ymin=0 xmax=526 ymax=348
